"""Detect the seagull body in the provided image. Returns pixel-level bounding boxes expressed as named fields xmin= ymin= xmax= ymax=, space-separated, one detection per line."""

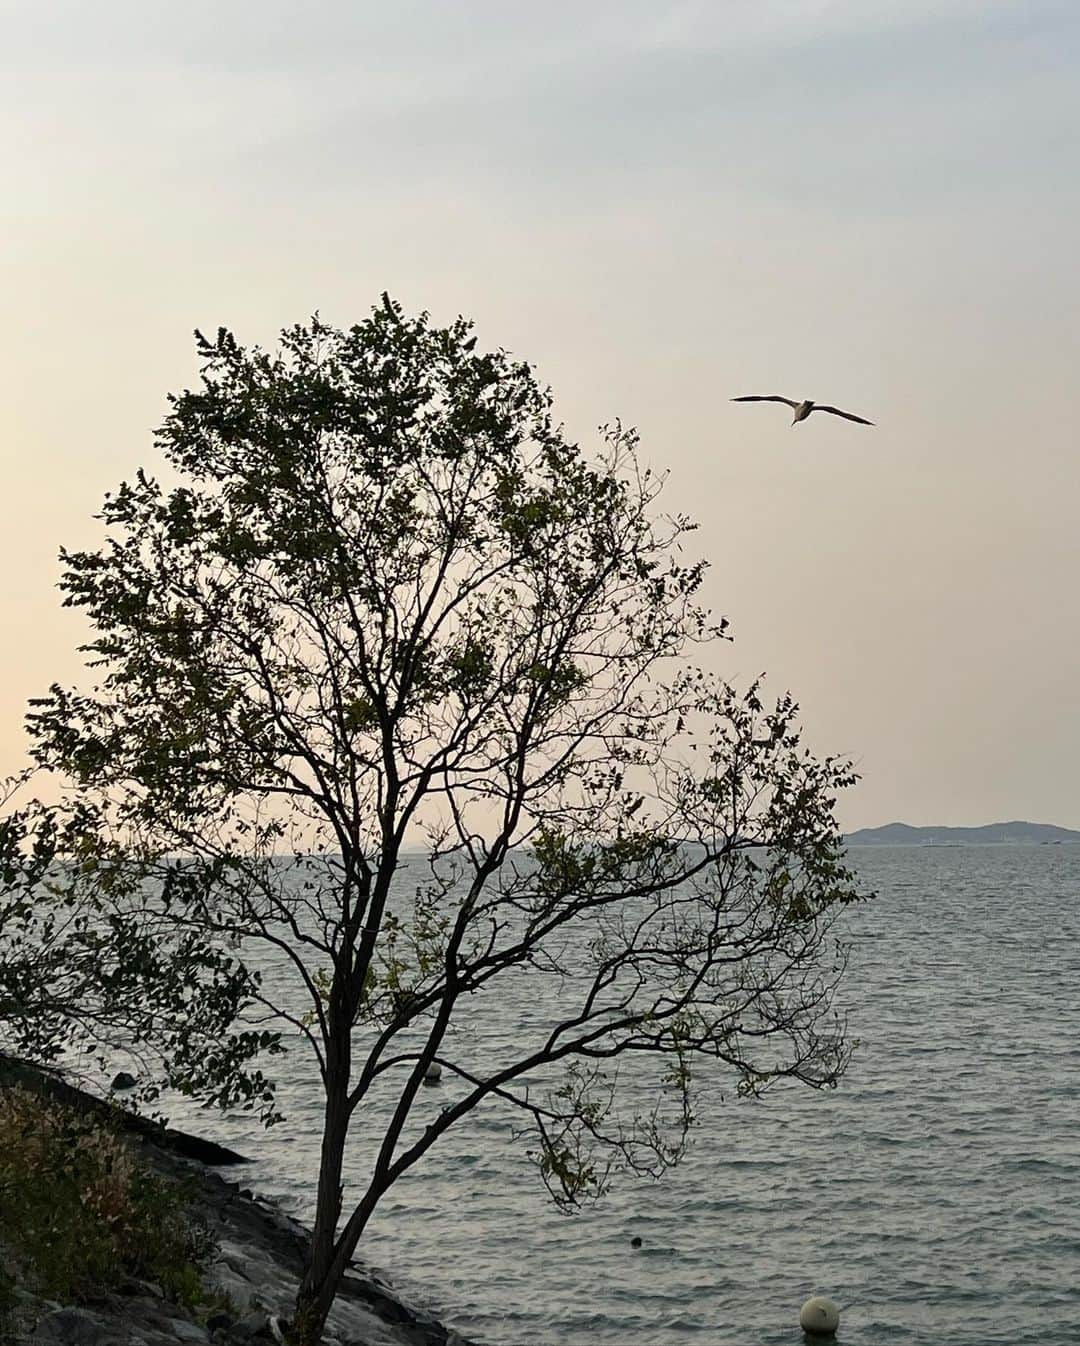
xmin=731 ymin=395 xmax=873 ymax=426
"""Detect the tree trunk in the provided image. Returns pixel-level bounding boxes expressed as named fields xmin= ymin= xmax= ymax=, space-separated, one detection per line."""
xmin=292 ymin=1188 xmax=379 ymax=1346
xmin=292 ymin=1037 xmax=351 ymax=1346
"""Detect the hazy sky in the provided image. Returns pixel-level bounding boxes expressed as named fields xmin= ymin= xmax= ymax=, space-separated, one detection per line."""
xmin=3 ymin=0 xmax=1079 ymax=829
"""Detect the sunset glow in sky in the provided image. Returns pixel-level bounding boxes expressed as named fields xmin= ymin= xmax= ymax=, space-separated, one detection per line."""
xmin=3 ymin=1 xmax=1079 ymax=829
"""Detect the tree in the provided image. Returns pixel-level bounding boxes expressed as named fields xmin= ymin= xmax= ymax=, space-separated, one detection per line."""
xmin=0 ymin=774 xmax=280 ymax=1112
xmin=29 ymin=300 xmax=861 ymax=1344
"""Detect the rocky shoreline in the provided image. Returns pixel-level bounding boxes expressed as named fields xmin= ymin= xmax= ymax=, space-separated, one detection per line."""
xmin=0 ymin=1058 xmax=478 ymax=1346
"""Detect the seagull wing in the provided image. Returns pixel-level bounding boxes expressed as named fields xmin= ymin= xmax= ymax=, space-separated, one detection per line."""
xmin=813 ymin=405 xmax=874 ymax=426
xmin=730 ymin=395 xmax=799 ymax=409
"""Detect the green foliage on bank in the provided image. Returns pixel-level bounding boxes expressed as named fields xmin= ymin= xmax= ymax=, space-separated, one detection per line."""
xmin=0 ymin=1086 xmax=216 ymax=1307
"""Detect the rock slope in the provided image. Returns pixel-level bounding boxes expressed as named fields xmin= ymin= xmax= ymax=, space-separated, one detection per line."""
xmin=1 ymin=1058 xmax=478 ymax=1346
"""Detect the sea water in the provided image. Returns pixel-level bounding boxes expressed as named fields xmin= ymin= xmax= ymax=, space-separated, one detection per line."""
xmin=162 ymin=845 xmax=1080 ymax=1344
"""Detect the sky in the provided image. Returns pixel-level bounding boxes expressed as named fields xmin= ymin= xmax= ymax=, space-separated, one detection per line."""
xmin=2 ymin=0 xmax=1079 ymax=830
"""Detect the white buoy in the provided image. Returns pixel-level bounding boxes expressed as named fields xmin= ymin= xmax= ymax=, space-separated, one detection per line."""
xmin=423 ymin=1061 xmax=442 ymax=1083
xmin=800 ymin=1296 xmax=840 ymax=1337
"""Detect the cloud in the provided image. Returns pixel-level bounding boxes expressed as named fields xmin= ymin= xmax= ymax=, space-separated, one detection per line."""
xmin=624 ymin=0 xmax=1064 ymax=52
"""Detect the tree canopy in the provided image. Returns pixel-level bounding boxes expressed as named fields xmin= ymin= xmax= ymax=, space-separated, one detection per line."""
xmin=0 ymin=777 xmax=279 ymax=1112
xmin=27 ymin=299 xmax=861 ymax=1342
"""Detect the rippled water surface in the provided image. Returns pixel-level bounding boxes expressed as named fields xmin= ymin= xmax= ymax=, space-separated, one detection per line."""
xmin=164 ymin=846 xmax=1080 ymax=1344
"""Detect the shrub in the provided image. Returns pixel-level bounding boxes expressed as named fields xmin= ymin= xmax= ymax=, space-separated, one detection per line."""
xmin=0 ymin=1087 xmax=215 ymax=1306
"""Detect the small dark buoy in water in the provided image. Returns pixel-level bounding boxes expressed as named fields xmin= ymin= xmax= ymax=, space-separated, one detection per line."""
xmin=422 ymin=1061 xmax=442 ymax=1085
xmin=799 ymin=1296 xmax=840 ymax=1337
xmin=630 ymin=1236 xmax=642 ymax=1249
xmin=111 ymin=1071 xmax=137 ymax=1091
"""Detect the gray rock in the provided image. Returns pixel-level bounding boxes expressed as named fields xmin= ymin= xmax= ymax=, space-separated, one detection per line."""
xmin=111 ymin=1071 xmax=138 ymax=1091
xmin=33 ymin=1308 xmax=110 ymax=1346
xmin=205 ymin=1313 xmax=233 ymax=1333
xmin=120 ymin=1280 xmax=165 ymax=1300
xmin=230 ymin=1314 xmax=273 ymax=1341
xmin=160 ymin=1129 xmax=250 ymax=1167
xmin=166 ymin=1321 xmax=209 ymax=1344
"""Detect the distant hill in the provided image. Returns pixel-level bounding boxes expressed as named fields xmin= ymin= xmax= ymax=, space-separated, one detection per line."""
xmin=843 ymin=820 xmax=1080 ymax=846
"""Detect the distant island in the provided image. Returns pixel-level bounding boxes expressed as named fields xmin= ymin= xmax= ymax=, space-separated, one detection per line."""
xmin=843 ymin=821 xmax=1080 ymax=846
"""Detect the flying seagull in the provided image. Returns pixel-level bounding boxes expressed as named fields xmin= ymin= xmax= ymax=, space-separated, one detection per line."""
xmin=731 ymin=395 xmax=873 ymax=426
